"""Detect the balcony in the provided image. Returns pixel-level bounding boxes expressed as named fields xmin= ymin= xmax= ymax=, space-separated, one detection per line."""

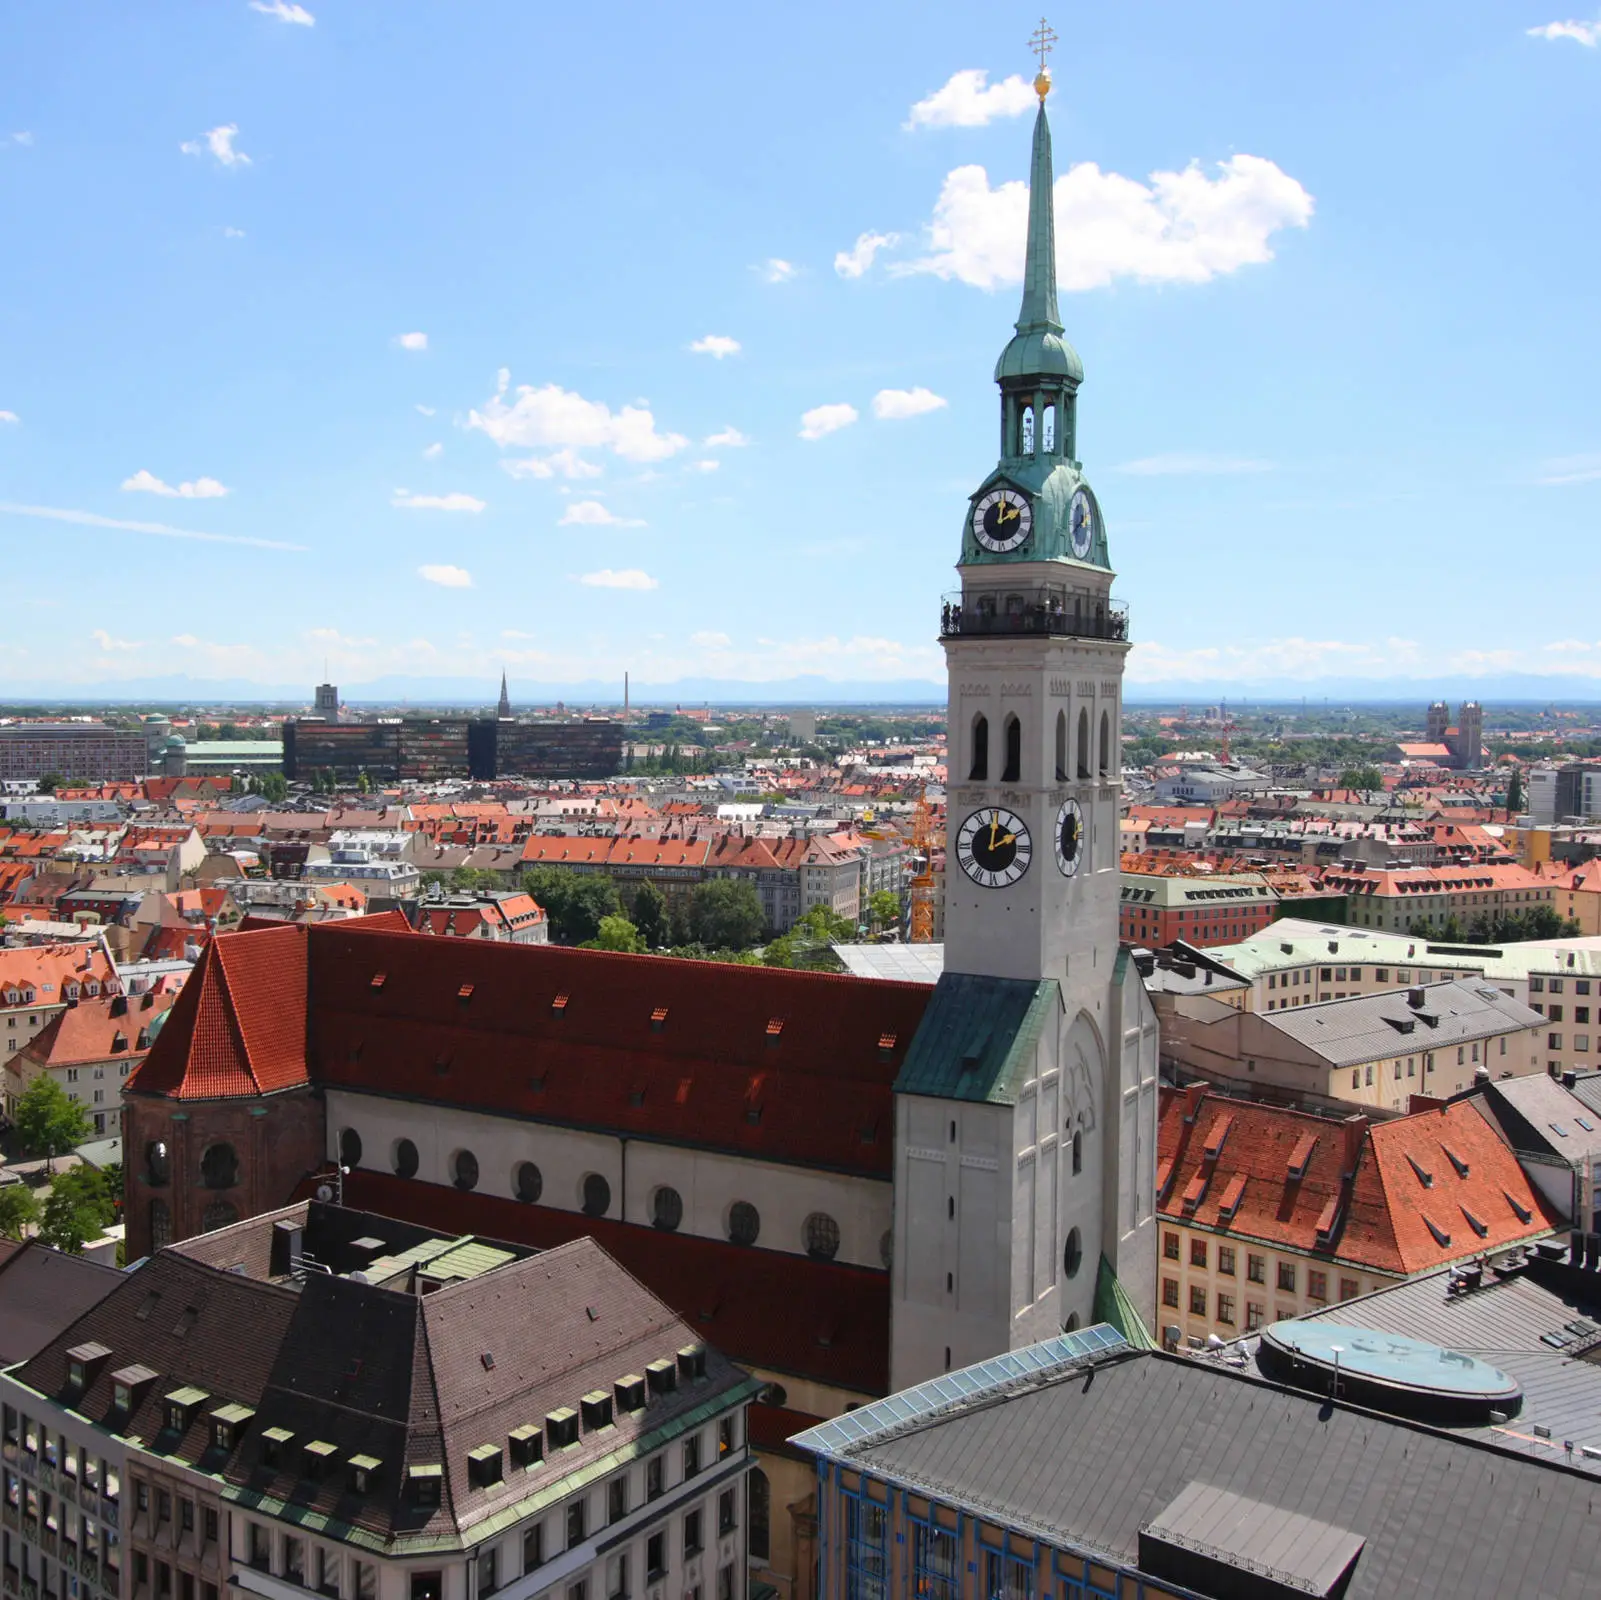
xmin=939 ymin=592 xmax=1129 ymax=643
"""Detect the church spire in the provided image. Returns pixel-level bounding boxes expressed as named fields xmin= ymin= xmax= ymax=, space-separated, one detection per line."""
xmin=993 ymin=21 xmax=1081 ymax=390
xmin=1015 ymin=38 xmax=1061 ymax=341
xmin=497 ymin=671 xmax=511 ymax=719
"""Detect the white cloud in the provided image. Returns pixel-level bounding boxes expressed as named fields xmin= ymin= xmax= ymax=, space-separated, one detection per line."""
xmin=903 ymin=154 xmax=1313 ymax=291
xmin=422 ymin=442 xmax=443 ymax=460
xmin=392 ymin=489 xmax=486 ymax=512
xmin=1126 ymin=635 xmax=1428 ymax=684
xmin=690 ymin=334 xmax=741 ymax=359
xmin=799 ymin=403 xmax=859 ymax=441
xmin=689 ymin=459 xmax=720 ymax=473
xmin=872 ymin=387 xmax=947 ymax=420
xmin=91 ymin=629 xmax=144 ymax=653
xmin=0 ymin=501 xmax=300 ymax=549
xmin=394 ymin=331 xmax=428 ymax=352
xmin=180 ymin=124 xmax=251 ymax=167
xmin=419 ymin=564 xmax=473 ymax=588
xmin=906 ymin=69 xmax=1036 ymax=130
xmin=834 ymin=230 xmax=899 ymax=279
xmin=559 ymin=499 xmax=644 ymax=528
xmin=10 ymin=133 xmax=34 ymax=147
xmin=578 ymin=569 xmax=658 ymax=590
xmin=704 ymin=426 xmax=748 ymax=448
xmin=222 ymin=226 xmax=246 ymax=238
xmin=760 ymin=258 xmax=798 ymax=284
xmin=502 ymin=447 xmax=602 ymax=481
xmin=415 ymin=404 xmax=436 ymax=416
xmin=0 ymin=411 xmax=17 ymax=424
xmin=468 ymin=373 xmax=688 ymax=464
xmin=690 ymin=630 xmax=731 ymax=648
xmin=249 ymin=0 xmax=315 ymax=23
xmin=1537 ymin=451 xmax=1601 ymax=485
xmin=121 ymin=468 xmax=230 ymax=499
xmin=1114 ymin=453 xmax=1273 ymax=476
xmin=1528 ymin=17 xmax=1601 ymax=44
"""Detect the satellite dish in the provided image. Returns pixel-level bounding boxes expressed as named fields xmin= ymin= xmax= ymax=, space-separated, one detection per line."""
xmin=315 ymin=1184 xmax=334 ymax=1203
xmin=348 ymin=1270 xmax=370 ymax=1285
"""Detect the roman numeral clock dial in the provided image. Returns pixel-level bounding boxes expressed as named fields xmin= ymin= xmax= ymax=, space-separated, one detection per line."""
xmin=955 ymin=807 xmax=1032 ymax=888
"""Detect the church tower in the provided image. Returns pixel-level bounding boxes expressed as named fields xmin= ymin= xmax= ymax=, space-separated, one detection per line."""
xmin=890 ymin=31 xmax=1158 ymax=1388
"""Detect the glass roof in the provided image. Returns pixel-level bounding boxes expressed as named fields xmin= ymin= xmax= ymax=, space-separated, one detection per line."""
xmin=790 ymin=1324 xmax=1128 ymax=1458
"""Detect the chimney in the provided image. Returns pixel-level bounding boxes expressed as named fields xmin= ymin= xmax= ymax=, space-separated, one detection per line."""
xmin=1407 ymin=987 xmax=1426 ymax=1009
xmin=1563 ymin=1070 xmax=1578 ymax=1090
xmin=1179 ymin=1082 xmax=1208 ymax=1125
xmin=1341 ymin=1113 xmax=1369 ymax=1178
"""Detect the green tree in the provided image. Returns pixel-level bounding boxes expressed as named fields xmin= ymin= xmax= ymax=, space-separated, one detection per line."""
xmin=35 ymin=771 xmax=63 ymax=794
xmin=631 ymin=880 xmax=669 ymax=948
xmin=258 ymin=771 xmax=289 ymax=803
xmin=0 ymin=1184 xmax=39 ymax=1241
xmin=1338 ymin=765 xmax=1384 ymax=793
xmin=583 ymin=915 xmax=646 ymax=953
xmin=13 ymin=1078 xmax=93 ymax=1172
xmin=522 ymin=867 xmax=621 ymax=944
xmin=688 ymin=879 xmax=766 ymax=950
xmin=763 ymin=904 xmax=856 ymax=970
xmin=356 ymin=769 xmax=372 ymax=795
xmin=47 ymin=1164 xmax=116 ymax=1230
xmin=868 ymin=889 xmax=902 ymax=933
xmin=38 ymin=1188 xmax=101 ymax=1255
xmin=1506 ymin=767 xmax=1525 ymax=816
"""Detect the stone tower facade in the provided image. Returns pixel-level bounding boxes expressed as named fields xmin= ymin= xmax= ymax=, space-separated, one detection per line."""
xmin=889 ymin=78 xmax=1158 ymax=1390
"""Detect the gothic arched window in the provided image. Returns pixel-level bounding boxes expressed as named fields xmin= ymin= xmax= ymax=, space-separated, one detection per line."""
xmin=1099 ymin=710 xmax=1111 ymax=775
xmin=1020 ymin=404 xmax=1035 ymax=455
xmin=1042 ymin=404 xmax=1056 ymax=453
xmin=1002 ymin=714 xmax=1022 ymax=783
xmin=969 ymin=714 xmax=989 ymax=782
xmin=150 ymin=1198 xmax=172 ymax=1251
xmin=1055 ymin=710 xmax=1068 ymax=781
xmin=200 ymin=1143 xmax=238 ymax=1191
xmin=1077 ymin=707 xmax=1091 ymax=779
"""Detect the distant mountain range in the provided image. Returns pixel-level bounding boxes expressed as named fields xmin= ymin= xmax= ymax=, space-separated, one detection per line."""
xmin=2 ymin=670 xmax=1600 ymax=708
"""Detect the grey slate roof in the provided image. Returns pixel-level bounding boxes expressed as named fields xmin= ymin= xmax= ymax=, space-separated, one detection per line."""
xmin=893 ymin=972 xmax=1055 ymax=1104
xmin=1291 ymin=1258 xmax=1601 ymax=1476
xmin=0 ymin=1241 xmax=121 ymax=1366
xmin=1261 ymin=978 xmax=1541 ymax=1068
xmin=1466 ymin=1074 xmax=1601 ymax=1160
xmin=842 ymin=1345 xmax=1601 ymax=1599
xmin=1565 ymin=1069 xmax=1601 ymax=1120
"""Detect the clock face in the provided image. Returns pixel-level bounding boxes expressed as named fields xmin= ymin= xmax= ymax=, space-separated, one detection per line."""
xmin=972 ymin=488 xmax=1033 ymax=553
xmin=1055 ymin=798 xmax=1085 ymax=877
xmin=955 ymin=806 xmax=1033 ymax=887
xmin=1068 ymin=488 xmax=1095 ymax=560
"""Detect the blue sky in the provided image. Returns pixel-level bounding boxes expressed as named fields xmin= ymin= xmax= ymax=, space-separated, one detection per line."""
xmin=2 ymin=1 xmax=1599 ymax=697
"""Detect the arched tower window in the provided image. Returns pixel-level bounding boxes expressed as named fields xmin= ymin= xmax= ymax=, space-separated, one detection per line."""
xmin=1077 ymin=708 xmax=1091 ymax=779
xmin=1099 ymin=710 xmax=1111 ymax=775
xmin=1055 ymin=710 xmax=1068 ymax=781
xmin=969 ymin=714 xmax=989 ymax=781
xmin=149 ymin=1198 xmax=172 ymax=1252
xmin=1020 ymin=404 xmax=1035 ymax=455
xmin=1002 ymin=714 xmax=1022 ymax=783
xmin=1042 ymin=404 xmax=1056 ymax=453
xmin=200 ymin=1143 xmax=238 ymax=1191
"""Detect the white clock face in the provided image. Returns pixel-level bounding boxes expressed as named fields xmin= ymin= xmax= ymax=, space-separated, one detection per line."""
xmin=1069 ymin=488 xmax=1095 ymax=560
xmin=1055 ymin=798 xmax=1085 ymax=877
xmin=955 ymin=806 xmax=1033 ymax=888
xmin=972 ymin=488 xmax=1033 ymax=553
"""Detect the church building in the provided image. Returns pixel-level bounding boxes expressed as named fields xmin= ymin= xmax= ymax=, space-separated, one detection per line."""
xmin=122 ymin=56 xmax=1157 ymax=1600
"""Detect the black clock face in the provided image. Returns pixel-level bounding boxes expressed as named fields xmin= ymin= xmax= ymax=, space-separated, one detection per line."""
xmin=972 ymin=489 xmax=1032 ymax=553
xmin=1055 ymin=798 xmax=1084 ymax=877
xmin=956 ymin=806 xmax=1032 ymax=887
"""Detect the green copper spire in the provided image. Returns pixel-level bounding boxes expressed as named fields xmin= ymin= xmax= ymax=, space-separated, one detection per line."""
xmin=994 ymin=95 xmax=1082 ymax=386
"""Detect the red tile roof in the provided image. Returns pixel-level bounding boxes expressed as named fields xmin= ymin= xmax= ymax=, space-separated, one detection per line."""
xmin=1158 ymin=1087 xmax=1558 ymax=1277
xmin=127 ymin=924 xmax=310 ymax=1100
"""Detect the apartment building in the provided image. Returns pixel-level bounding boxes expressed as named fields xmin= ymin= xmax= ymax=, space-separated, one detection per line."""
xmin=7 ymin=991 xmax=176 ymax=1137
xmin=1 ymin=1203 xmax=758 ymax=1600
xmin=1155 ymin=1088 xmax=1557 ymax=1345
xmin=1323 ymin=861 xmax=1563 ymax=934
xmin=0 ymin=726 xmax=149 ymax=785
xmin=0 ymin=943 xmax=122 ymax=1119
xmin=1118 ymin=871 xmax=1279 ymax=949
xmin=1163 ymin=979 xmax=1544 ymax=1115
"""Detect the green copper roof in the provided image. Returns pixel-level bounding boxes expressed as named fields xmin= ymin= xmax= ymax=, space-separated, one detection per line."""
xmin=894 ymin=973 xmax=1057 ymax=1104
xmin=1093 ymin=1254 xmax=1157 ymax=1350
xmin=995 ymin=104 xmax=1082 ymax=386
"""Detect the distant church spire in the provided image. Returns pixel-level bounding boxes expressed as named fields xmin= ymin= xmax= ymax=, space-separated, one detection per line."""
xmin=498 ymin=671 xmax=511 ymax=719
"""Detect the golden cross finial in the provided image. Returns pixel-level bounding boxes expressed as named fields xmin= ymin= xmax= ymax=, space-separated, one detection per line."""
xmin=1029 ymin=16 xmax=1057 ymax=99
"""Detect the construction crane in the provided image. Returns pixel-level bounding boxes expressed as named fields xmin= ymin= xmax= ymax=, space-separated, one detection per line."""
xmin=1219 ymin=697 xmax=1237 ymax=767
xmin=908 ymin=783 xmax=937 ymax=944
